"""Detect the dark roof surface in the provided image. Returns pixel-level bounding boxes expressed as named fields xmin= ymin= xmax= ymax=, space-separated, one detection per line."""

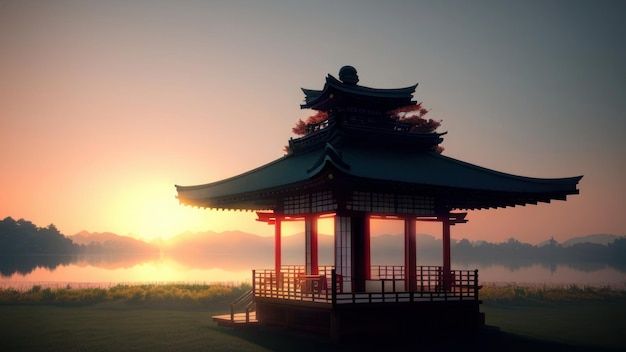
xmin=176 ymin=142 xmax=582 ymax=211
xmin=301 ymin=74 xmax=418 ymax=110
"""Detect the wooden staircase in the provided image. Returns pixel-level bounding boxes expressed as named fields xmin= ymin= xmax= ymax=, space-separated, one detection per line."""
xmin=212 ymin=289 xmax=258 ymax=328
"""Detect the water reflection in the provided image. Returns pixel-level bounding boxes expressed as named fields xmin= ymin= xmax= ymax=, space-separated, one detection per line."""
xmin=0 ymin=254 xmax=255 ymax=288
xmin=0 ymin=255 xmax=75 ymax=277
xmin=2 ymin=254 xmax=625 ymax=289
xmin=0 ymin=253 xmax=160 ymax=277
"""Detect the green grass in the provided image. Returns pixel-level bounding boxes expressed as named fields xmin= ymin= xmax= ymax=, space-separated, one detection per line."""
xmin=483 ymin=300 xmax=626 ymax=351
xmin=1 ymin=303 xmax=253 ymax=351
xmin=479 ymin=284 xmax=626 ymax=351
xmin=0 ymin=284 xmax=624 ymax=351
xmin=0 ymin=302 xmax=346 ymax=352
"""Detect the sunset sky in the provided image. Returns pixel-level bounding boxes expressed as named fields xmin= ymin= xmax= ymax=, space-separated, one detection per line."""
xmin=2 ymin=1 xmax=624 ymax=245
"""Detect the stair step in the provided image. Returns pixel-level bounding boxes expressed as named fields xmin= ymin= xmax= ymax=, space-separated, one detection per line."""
xmin=212 ymin=312 xmax=258 ymax=328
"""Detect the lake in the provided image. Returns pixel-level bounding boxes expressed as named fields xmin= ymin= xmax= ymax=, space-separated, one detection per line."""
xmin=1 ymin=254 xmax=625 ymax=290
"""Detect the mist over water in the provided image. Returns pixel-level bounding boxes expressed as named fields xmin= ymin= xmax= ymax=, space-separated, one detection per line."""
xmin=2 ymin=253 xmax=624 ymax=289
xmin=2 ymin=222 xmax=624 ymax=289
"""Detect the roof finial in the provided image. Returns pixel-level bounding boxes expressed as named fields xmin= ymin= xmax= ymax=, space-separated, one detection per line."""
xmin=339 ymin=65 xmax=359 ymax=85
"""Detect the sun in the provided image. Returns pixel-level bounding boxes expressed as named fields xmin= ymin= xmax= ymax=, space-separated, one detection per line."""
xmin=103 ymin=180 xmax=277 ymax=240
xmin=102 ymin=180 xmax=449 ymax=241
xmin=102 ymin=181 xmax=202 ymax=240
xmin=135 ymin=194 xmax=193 ymax=239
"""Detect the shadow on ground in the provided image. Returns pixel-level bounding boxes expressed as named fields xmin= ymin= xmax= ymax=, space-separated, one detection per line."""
xmin=213 ymin=325 xmax=621 ymax=352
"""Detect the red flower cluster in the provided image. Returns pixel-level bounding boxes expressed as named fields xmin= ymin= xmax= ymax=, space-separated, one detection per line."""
xmin=292 ymin=111 xmax=329 ymax=136
xmin=388 ymin=103 xmax=441 ymax=134
xmin=288 ymin=103 xmax=444 ymax=153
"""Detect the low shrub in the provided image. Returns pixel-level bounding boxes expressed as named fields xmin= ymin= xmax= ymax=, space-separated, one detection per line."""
xmin=0 ymin=283 xmax=252 ymax=309
xmin=480 ymin=283 xmax=626 ymax=303
xmin=3 ymin=282 xmax=622 ymax=307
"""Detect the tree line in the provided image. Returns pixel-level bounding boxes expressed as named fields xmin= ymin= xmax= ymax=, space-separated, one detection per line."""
xmin=451 ymin=237 xmax=626 ymax=272
xmin=0 ymin=217 xmax=78 ymax=255
xmin=0 ymin=217 xmax=157 ymax=255
xmin=0 ymin=217 xmax=159 ymax=276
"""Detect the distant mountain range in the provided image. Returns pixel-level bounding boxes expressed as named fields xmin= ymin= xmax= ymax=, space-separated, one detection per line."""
xmin=71 ymin=230 xmax=158 ymax=254
xmin=561 ymin=234 xmax=623 ymax=247
xmin=72 ymin=230 xmax=624 ymax=250
xmin=69 ymin=230 xmax=441 ymax=267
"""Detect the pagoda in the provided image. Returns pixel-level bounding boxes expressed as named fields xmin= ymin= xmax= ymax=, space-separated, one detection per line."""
xmin=176 ymin=66 xmax=582 ymax=340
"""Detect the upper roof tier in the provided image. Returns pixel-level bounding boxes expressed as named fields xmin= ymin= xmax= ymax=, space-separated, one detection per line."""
xmin=293 ymin=66 xmax=442 ymax=155
xmin=301 ymin=66 xmax=418 ymax=112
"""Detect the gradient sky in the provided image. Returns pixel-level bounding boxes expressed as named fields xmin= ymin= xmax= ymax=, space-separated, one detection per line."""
xmin=1 ymin=0 xmax=625 ymax=244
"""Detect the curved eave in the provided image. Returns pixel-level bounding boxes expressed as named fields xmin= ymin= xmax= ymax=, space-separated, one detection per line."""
xmin=301 ymin=74 xmax=418 ymax=109
xmin=340 ymin=146 xmax=582 ymax=195
xmin=332 ymin=149 xmax=581 ymax=210
xmin=325 ymin=74 xmax=418 ymax=98
xmin=301 ymin=88 xmax=322 ymax=103
xmin=176 ymin=143 xmax=582 ymax=211
xmin=176 ymin=156 xmax=302 ymax=195
xmin=176 ymin=149 xmax=328 ymax=209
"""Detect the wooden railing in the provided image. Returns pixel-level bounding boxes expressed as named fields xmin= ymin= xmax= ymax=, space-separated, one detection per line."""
xmin=253 ymin=265 xmax=480 ymax=305
xmin=306 ymin=118 xmax=332 ymax=134
xmin=253 ymin=266 xmax=338 ymax=303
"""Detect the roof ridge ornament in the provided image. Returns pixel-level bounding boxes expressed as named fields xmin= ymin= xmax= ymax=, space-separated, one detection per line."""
xmin=338 ymin=65 xmax=359 ymax=85
xmin=301 ymin=67 xmax=417 ymax=110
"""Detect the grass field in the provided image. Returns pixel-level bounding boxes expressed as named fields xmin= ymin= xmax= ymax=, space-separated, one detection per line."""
xmin=0 ymin=284 xmax=624 ymax=351
xmin=483 ymin=300 xmax=626 ymax=351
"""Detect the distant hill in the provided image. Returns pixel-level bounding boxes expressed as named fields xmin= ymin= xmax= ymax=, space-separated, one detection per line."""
xmin=561 ymin=234 xmax=624 ymax=247
xmin=71 ymin=230 xmax=130 ymax=245
xmin=71 ymin=230 xmax=158 ymax=254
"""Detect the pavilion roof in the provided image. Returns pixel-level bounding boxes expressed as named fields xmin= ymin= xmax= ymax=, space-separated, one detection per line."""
xmin=175 ymin=142 xmax=582 ymax=211
xmin=177 ymin=66 xmax=582 ymax=213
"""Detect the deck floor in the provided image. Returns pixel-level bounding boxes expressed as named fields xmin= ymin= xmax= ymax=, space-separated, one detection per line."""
xmin=212 ymin=312 xmax=258 ymax=328
xmin=255 ymin=290 xmax=478 ymax=304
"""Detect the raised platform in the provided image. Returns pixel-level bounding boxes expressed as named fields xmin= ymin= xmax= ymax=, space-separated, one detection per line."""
xmin=255 ymin=297 xmax=484 ymax=340
xmin=214 ymin=266 xmax=484 ymax=340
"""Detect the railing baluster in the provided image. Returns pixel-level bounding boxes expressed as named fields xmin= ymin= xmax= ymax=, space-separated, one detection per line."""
xmin=252 ymin=265 xmax=478 ymax=304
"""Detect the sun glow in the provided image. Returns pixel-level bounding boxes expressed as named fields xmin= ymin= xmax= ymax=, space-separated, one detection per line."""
xmin=88 ymin=176 xmax=464 ymax=241
xmin=278 ymin=216 xmax=336 ymax=236
xmin=99 ymin=183 xmax=272 ymax=240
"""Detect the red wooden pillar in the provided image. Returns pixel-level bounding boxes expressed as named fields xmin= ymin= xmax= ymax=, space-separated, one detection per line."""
xmin=305 ymin=215 xmax=319 ymax=275
xmin=442 ymin=215 xmax=452 ymax=290
xmin=364 ymin=215 xmax=371 ymax=280
xmin=275 ymin=215 xmax=282 ymax=279
xmin=404 ymin=217 xmax=417 ymax=292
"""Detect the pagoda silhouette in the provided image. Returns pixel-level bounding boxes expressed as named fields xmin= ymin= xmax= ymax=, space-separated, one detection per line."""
xmin=176 ymin=66 xmax=582 ymax=340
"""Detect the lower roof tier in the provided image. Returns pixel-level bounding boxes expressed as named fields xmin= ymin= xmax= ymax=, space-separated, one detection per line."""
xmin=176 ymin=143 xmax=582 ymax=214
